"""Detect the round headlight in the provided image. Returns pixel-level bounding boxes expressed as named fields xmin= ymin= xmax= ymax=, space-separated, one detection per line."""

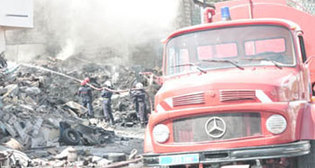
xmin=266 ymin=115 xmax=287 ymax=134
xmin=152 ymin=124 xmax=170 ymax=143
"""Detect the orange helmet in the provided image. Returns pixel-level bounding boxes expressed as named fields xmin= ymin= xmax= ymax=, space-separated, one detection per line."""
xmin=81 ymin=80 xmax=87 ymax=86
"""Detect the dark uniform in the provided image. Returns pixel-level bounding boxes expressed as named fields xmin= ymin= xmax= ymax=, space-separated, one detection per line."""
xmin=78 ymin=85 xmax=94 ymax=117
xmin=131 ymin=89 xmax=147 ymax=127
xmin=101 ymin=88 xmax=114 ymax=124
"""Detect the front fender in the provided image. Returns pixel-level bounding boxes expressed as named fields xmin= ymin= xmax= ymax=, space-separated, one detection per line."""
xmin=144 ymin=125 xmax=154 ymax=153
xmin=300 ymin=103 xmax=315 ymax=140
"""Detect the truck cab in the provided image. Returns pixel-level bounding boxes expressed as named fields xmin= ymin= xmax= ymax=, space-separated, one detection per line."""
xmin=143 ymin=0 xmax=315 ymax=167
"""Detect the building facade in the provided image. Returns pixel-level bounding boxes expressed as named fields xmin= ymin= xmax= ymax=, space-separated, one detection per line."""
xmin=0 ymin=0 xmax=33 ymax=55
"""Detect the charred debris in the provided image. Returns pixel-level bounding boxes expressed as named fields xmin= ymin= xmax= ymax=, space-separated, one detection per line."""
xmin=0 ymin=56 xmax=161 ymax=167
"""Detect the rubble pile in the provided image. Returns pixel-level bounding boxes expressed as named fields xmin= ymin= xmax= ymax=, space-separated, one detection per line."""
xmin=0 ymin=64 xmax=114 ymax=148
xmin=0 ymin=57 xmax=159 ymax=167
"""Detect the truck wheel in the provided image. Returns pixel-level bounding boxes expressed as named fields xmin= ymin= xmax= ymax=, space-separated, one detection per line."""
xmin=297 ymin=140 xmax=315 ymax=168
xmin=61 ymin=128 xmax=81 ymax=145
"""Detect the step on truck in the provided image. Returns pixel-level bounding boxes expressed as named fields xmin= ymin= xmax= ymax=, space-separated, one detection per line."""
xmin=143 ymin=0 xmax=315 ymax=167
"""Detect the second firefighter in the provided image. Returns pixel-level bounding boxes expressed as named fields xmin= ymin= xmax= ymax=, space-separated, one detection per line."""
xmin=101 ymin=80 xmax=115 ymax=125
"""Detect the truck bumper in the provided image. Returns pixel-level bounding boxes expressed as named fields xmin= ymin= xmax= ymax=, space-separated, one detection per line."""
xmin=143 ymin=141 xmax=310 ymax=167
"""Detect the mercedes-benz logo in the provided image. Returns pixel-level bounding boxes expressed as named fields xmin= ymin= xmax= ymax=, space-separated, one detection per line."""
xmin=205 ymin=117 xmax=226 ymax=138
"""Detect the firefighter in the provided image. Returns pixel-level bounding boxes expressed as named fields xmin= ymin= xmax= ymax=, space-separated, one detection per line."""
xmin=101 ymin=80 xmax=115 ymax=125
xmin=131 ymin=82 xmax=147 ymax=128
xmin=78 ymin=78 xmax=94 ymax=118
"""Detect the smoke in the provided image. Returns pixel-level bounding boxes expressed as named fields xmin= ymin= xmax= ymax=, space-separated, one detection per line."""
xmin=41 ymin=0 xmax=180 ymax=65
xmin=56 ymin=39 xmax=75 ymax=60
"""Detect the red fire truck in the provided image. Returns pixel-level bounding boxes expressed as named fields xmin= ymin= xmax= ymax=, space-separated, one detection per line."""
xmin=143 ymin=0 xmax=315 ymax=167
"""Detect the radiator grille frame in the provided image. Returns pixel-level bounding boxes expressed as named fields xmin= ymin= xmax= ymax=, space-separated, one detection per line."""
xmin=173 ymin=112 xmax=262 ymax=143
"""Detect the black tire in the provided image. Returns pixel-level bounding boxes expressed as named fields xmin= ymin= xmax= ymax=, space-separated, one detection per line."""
xmin=297 ymin=140 xmax=315 ymax=168
xmin=59 ymin=122 xmax=71 ymax=137
xmin=61 ymin=128 xmax=81 ymax=145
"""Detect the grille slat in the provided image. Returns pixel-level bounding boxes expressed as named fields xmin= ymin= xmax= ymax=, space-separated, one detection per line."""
xmin=175 ymin=97 xmax=204 ymax=101
xmin=174 ymin=99 xmax=204 ymax=102
xmin=173 ymin=92 xmax=205 ymax=107
xmin=220 ymin=90 xmax=256 ymax=102
xmin=174 ymin=95 xmax=203 ymax=100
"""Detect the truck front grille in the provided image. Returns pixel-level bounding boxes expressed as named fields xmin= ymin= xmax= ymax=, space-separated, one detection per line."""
xmin=173 ymin=112 xmax=261 ymax=143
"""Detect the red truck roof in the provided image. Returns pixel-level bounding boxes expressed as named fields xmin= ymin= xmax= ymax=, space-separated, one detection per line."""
xmin=164 ymin=18 xmax=299 ymax=43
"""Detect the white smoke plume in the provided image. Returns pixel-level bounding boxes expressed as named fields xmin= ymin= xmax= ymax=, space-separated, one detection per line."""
xmin=41 ymin=0 xmax=180 ymax=65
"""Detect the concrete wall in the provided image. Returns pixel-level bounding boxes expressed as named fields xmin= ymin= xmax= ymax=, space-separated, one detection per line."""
xmin=5 ymin=44 xmax=45 ymax=62
xmin=4 ymin=0 xmax=44 ymax=62
xmin=0 ymin=0 xmax=34 ymax=62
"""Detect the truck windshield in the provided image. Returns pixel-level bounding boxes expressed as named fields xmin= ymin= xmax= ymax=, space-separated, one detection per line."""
xmin=165 ymin=25 xmax=295 ymax=75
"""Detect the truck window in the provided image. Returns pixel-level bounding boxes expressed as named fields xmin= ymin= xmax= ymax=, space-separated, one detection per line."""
xmin=245 ymin=38 xmax=286 ymax=56
xmin=198 ymin=43 xmax=237 ymax=60
xmin=179 ymin=49 xmax=190 ymax=72
xmin=167 ymin=47 xmax=191 ymax=74
xmin=167 ymin=48 xmax=176 ymax=75
xmin=165 ymin=25 xmax=296 ymax=76
xmin=198 ymin=46 xmax=214 ymax=60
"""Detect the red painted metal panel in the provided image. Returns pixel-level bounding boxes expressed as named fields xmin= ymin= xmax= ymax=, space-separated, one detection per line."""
xmin=300 ymin=104 xmax=315 ymax=140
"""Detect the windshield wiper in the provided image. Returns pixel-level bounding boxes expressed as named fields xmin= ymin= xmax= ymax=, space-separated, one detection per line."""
xmin=201 ymin=59 xmax=244 ymax=70
xmin=240 ymin=58 xmax=282 ymax=69
xmin=172 ymin=63 xmax=207 ymax=74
